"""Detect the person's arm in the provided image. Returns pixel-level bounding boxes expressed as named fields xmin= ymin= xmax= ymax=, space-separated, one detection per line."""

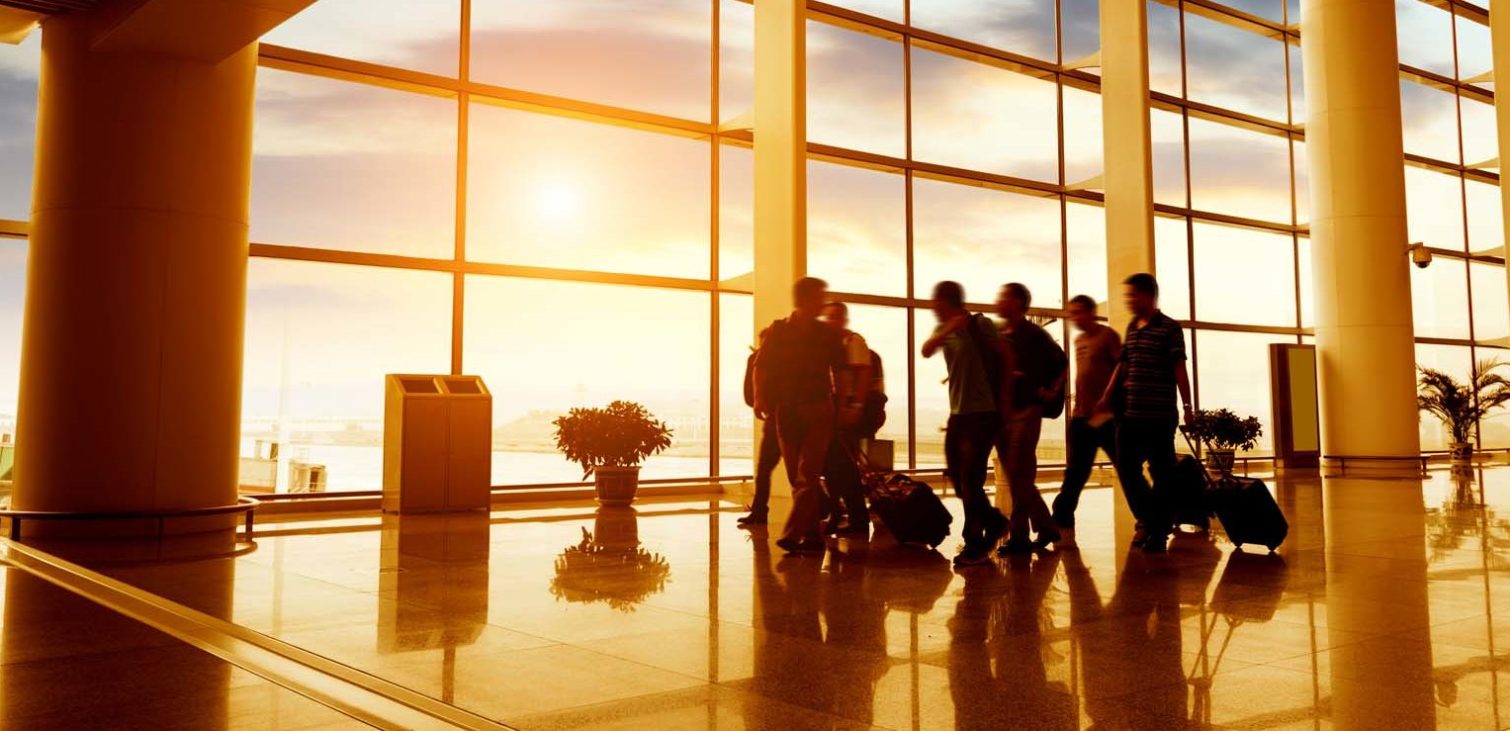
xmin=921 ymin=315 xmax=966 ymax=358
xmin=752 ymin=328 xmax=772 ymax=420
xmin=1039 ymin=331 xmax=1069 ymax=401
xmin=1176 ymin=360 xmax=1195 ymax=424
xmin=1095 ymin=362 xmax=1123 ymax=414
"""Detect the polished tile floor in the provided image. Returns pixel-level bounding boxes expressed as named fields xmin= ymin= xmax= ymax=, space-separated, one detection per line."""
xmin=34 ymin=467 xmax=1510 ymax=729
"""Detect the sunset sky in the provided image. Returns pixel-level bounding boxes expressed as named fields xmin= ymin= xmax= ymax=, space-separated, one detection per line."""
xmin=0 ymin=0 xmax=1504 ymax=485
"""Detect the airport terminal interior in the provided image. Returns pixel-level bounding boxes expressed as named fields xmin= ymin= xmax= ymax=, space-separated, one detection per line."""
xmin=1 ymin=0 xmax=1510 ymax=728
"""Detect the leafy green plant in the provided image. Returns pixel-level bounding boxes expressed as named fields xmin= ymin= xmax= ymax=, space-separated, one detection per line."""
xmin=553 ymin=400 xmax=673 ymax=479
xmin=1186 ymin=408 xmax=1264 ymax=452
xmin=1418 ymin=359 xmax=1510 ymax=445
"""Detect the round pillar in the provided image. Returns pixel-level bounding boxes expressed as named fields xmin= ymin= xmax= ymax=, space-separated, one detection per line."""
xmin=14 ymin=14 xmax=255 ymax=519
xmin=1302 ymin=0 xmax=1421 ymax=477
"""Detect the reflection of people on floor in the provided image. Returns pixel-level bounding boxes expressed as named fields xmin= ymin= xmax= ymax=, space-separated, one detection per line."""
xmin=1064 ymin=549 xmax=1187 ymax=728
xmin=948 ymin=553 xmax=1075 ymax=730
xmin=819 ymin=548 xmax=889 ymax=725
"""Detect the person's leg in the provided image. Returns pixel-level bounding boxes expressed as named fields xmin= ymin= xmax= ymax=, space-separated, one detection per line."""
xmin=944 ymin=415 xmax=978 ymax=543
xmin=1140 ymin=419 xmax=1179 ymax=550
xmin=744 ymin=418 xmax=781 ymax=523
xmin=1113 ymin=419 xmax=1155 ymax=534
xmin=1003 ymin=412 xmax=1052 ymax=549
xmin=1053 ymin=418 xmax=1096 ymax=528
xmin=831 ymin=429 xmax=868 ymax=527
xmin=776 ymin=406 xmax=825 ymax=549
xmin=787 ymin=402 xmax=835 ymax=546
xmin=958 ymin=413 xmax=1004 ymax=556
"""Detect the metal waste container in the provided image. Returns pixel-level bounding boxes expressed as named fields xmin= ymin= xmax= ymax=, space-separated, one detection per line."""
xmin=383 ymin=374 xmax=492 ymax=513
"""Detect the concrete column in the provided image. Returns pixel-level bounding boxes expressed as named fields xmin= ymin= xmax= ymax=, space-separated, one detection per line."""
xmin=1099 ymin=0 xmax=1156 ymax=330
xmin=14 ymin=13 xmax=255 ymax=517
xmin=1302 ymin=0 xmax=1420 ymax=476
xmin=753 ymin=0 xmax=805 ymax=330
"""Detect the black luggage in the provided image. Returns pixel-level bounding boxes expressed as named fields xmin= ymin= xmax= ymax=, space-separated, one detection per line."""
xmin=1170 ymin=454 xmax=1212 ymax=531
xmin=850 ymin=445 xmax=951 ymax=548
xmin=1178 ymin=428 xmax=1288 ymax=552
xmin=1207 ymin=476 xmax=1289 ymax=553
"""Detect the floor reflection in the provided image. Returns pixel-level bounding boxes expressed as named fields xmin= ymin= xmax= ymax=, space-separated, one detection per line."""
xmin=25 ymin=469 xmax=1510 ymax=728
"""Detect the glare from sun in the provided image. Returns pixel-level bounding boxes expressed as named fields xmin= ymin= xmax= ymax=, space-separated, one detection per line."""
xmin=536 ymin=180 xmax=582 ymax=221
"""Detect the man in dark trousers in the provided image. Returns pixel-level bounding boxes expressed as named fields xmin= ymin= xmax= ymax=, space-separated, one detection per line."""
xmin=921 ymin=281 xmax=1008 ymax=566
xmin=753 ymin=277 xmax=850 ymax=555
xmin=739 ymin=326 xmax=780 ymax=528
xmin=993 ymin=283 xmax=1066 ymax=553
xmin=1051 ymin=294 xmax=1121 ymax=546
xmin=1096 ymin=273 xmax=1194 ymax=553
xmin=820 ymin=301 xmax=875 ymax=535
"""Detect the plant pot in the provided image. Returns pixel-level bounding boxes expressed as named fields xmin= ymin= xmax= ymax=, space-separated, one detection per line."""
xmin=1205 ymin=448 xmax=1237 ymax=477
xmin=594 ymin=466 xmax=641 ymax=507
xmin=1449 ymin=442 xmax=1474 ymax=467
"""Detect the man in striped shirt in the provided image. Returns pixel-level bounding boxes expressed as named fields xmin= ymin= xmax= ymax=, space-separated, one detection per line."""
xmin=1096 ymin=273 xmax=1194 ymax=554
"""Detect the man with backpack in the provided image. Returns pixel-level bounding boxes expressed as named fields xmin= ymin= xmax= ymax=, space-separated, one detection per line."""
xmin=922 ymin=281 xmax=1009 ymax=566
xmin=993 ymin=283 xmax=1067 ymax=554
xmin=738 ymin=326 xmax=780 ymax=528
xmin=820 ymin=301 xmax=885 ymax=534
xmin=753 ymin=277 xmax=850 ymax=554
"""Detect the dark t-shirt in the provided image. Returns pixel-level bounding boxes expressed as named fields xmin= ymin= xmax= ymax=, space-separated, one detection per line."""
xmin=756 ymin=316 xmax=846 ymax=409
xmin=1119 ymin=311 xmax=1186 ymax=420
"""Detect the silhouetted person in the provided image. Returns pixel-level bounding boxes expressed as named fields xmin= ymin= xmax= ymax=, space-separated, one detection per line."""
xmin=1096 ymin=273 xmax=1193 ymax=553
xmin=993 ymin=283 xmax=1066 ymax=553
xmin=754 ymin=277 xmax=849 ymax=554
xmin=922 ymin=281 xmax=1008 ymax=566
xmin=740 ymin=326 xmax=780 ymax=528
xmin=820 ymin=301 xmax=878 ymax=534
xmin=818 ymin=548 xmax=889 ymax=725
xmin=1052 ymin=294 xmax=1121 ymax=545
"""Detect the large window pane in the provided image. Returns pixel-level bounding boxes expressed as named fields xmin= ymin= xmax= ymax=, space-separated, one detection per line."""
xmin=465 ymin=278 xmax=711 ymax=485
xmin=1411 ymin=256 xmax=1471 ymax=340
xmin=910 ymin=0 xmax=1057 ymax=61
xmin=718 ymin=293 xmax=754 ymax=477
xmin=719 ymin=0 xmax=754 ymax=124
xmin=1151 ymin=108 xmax=1188 ymax=207
xmin=913 ymin=309 xmax=949 ymax=470
xmin=1193 ymin=330 xmax=1292 ymax=455
xmin=808 ymin=160 xmax=906 ymax=297
xmin=1465 ymin=179 xmax=1503 ymax=254
xmin=1483 ymin=346 xmax=1510 ymax=449
xmin=1456 ymin=16 xmax=1494 ymax=85
xmin=1187 ymin=117 xmax=1292 ymax=223
xmin=808 ymin=20 xmax=905 ymax=158
xmin=1062 ymin=0 xmax=1101 ymax=64
xmin=829 ymin=0 xmax=904 ymax=22
xmin=1415 ymin=343 xmax=1472 ymax=450
xmin=1066 ymin=201 xmax=1108 ymax=307
xmin=913 ymin=179 xmax=1062 ymax=310
xmin=1400 ymin=80 xmax=1461 ymax=162
xmin=0 ymin=240 xmax=23 ymax=441
xmin=1292 ymin=140 xmax=1310 ymax=224
xmin=466 ymin=104 xmax=710 ymax=279
xmin=1184 ymin=13 xmax=1288 ymax=121
xmin=1147 ymin=1 xmax=1184 ymax=97
xmin=1460 ymin=97 xmax=1498 ymax=167
xmin=262 ymin=0 xmax=459 ymax=76
xmin=1395 ymin=0 xmax=1456 ymax=76
xmin=470 ymin=1 xmax=712 ymax=121
xmin=1218 ymin=0 xmax=1284 ymax=22
xmin=910 ymin=47 xmax=1059 ymax=181
xmin=1404 ymin=165 xmax=1466 ymax=252
xmin=845 ymin=304 xmax=912 ymax=467
xmin=1471 ymin=262 xmax=1509 ymax=345
xmin=1155 ymin=216 xmax=1192 ymax=321
xmin=718 ymin=143 xmax=754 ymax=286
xmin=251 ymin=70 xmax=457 ymax=258
xmin=240 ymin=260 xmax=452 ymax=493
xmin=1297 ymin=237 xmax=1314 ymax=328
xmin=0 ymin=34 xmax=38 ymax=222
xmin=1192 ymin=222 xmax=1296 ymax=327
xmin=1063 ymin=86 xmax=1105 ymax=185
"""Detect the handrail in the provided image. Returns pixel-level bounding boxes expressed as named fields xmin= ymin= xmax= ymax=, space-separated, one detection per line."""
xmin=0 ymin=498 xmax=259 ymax=541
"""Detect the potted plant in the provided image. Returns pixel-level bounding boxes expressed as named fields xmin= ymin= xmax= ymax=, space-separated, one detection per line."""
xmin=553 ymin=400 xmax=673 ymax=506
xmin=1417 ymin=359 xmax=1510 ymax=468
xmin=1186 ymin=408 xmax=1263 ymax=476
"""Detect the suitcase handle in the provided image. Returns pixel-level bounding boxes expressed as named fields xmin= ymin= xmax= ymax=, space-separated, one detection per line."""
xmin=1178 ymin=426 xmax=1218 ymax=489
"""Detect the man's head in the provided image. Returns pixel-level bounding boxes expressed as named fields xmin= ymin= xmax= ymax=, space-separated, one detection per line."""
xmin=821 ymin=301 xmax=850 ymax=330
xmin=931 ymin=280 xmax=966 ymax=321
xmin=792 ymin=277 xmax=829 ymax=318
xmin=1067 ymin=294 xmax=1099 ymax=332
xmin=1122 ymin=273 xmax=1159 ymax=318
xmin=996 ymin=283 xmax=1031 ymax=320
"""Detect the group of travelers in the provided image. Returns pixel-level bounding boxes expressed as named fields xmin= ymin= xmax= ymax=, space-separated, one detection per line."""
xmin=742 ymin=272 xmax=1194 ymax=567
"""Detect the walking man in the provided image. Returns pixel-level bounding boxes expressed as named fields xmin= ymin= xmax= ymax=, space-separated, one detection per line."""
xmin=739 ymin=327 xmax=779 ymax=528
xmin=1051 ymin=295 xmax=1121 ymax=546
xmin=753 ymin=277 xmax=850 ymax=554
xmin=921 ymin=281 xmax=1008 ymax=566
xmin=1096 ymin=274 xmax=1194 ymax=554
xmin=821 ymin=301 xmax=876 ymax=534
xmin=993 ymin=283 xmax=1066 ymax=553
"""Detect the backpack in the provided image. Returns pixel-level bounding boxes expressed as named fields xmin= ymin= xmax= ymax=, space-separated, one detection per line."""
xmin=742 ymin=350 xmax=758 ymax=408
xmin=963 ymin=314 xmax=1004 ymax=402
xmin=845 ymin=334 xmax=889 ymax=436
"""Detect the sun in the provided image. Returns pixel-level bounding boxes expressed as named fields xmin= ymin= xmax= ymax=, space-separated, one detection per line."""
xmin=536 ymin=180 xmax=582 ymax=221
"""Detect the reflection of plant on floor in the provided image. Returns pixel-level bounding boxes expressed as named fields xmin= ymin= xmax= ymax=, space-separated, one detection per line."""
xmin=549 ymin=527 xmax=671 ymax=612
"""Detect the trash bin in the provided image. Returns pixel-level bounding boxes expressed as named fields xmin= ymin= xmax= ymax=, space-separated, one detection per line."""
xmin=383 ymin=374 xmax=493 ymax=513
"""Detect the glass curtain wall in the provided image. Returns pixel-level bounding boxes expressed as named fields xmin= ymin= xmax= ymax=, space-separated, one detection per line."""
xmin=0 ymin=0 xmax=1507 ymax=492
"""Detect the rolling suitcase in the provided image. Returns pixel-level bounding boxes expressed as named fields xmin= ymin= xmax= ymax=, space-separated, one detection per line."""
xmin=850 ymin=444 xmax=952 ymax=548
xmin=1170 ymin=454 xmax=1213 ymax=531
xmin=1179 ymin=428 xmax=1289 ymax=553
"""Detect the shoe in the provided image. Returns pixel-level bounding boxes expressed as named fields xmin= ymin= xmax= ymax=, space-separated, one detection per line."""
xmin=997 ymin=539 xmax=1035 ymax=555
xmin=776 ymin=537 xmax=827 ymax=555
xmin=1140 ymin=533 xmax=1170 ymax=553
xmin=953 ymin=546 xmax=993 ymax=567
xmin=1032 ymin=528 xmax=1062 ymax=550
xmin=1054 ymin=527 xmax=1078 ymax=548
xmin=981 ymin=510 xmax=1009 ymax=551
xmin=737 ymin=512 xmax=767 ymax=528
xmin=836 ymin=518 xmax=869 ymax=536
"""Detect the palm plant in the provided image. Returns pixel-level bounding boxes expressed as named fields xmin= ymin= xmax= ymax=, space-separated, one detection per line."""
xmin=1417 ymin=359 xmax=1510 ymax=445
